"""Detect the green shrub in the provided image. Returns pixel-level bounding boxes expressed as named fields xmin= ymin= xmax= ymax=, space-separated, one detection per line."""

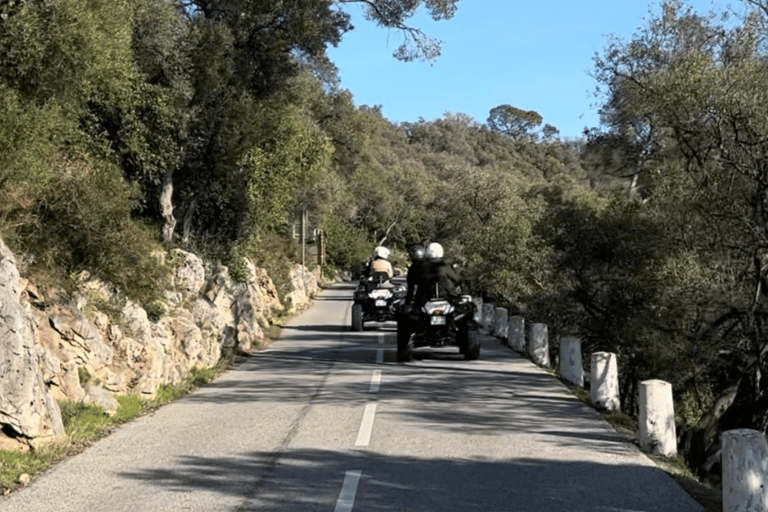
xmin=59 ymin=401 xmax=111 ymax=442
xmin=0 ymin=444 xmax=68 ymax=493
xmin=321 ymin=213 xmax=371 ymax=271
xmin=8 ymin=147 xmax=170 ymax=309
xmin=111 ymin=394 xmax=151 ymax=424
xmin=144 ymin=301 xmax=166 ymax=323
xmin=153 ymin=383 xmax=187 ymax=404
xmin=77 ymin=367 xmax=91 ymax=387
xmin=188 ymin=366 xmax=216 ymax=386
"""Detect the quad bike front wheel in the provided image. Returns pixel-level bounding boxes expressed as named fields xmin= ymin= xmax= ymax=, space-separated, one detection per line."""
xmin=459 ymin=327 xmax=481 ymax=361
xmin=396 ymin=319 xmax=413 ymax=362
xmin=352 ymin=304 xmax=364 ymax=331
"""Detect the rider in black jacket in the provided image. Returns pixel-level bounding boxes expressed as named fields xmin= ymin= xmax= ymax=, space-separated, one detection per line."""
xmin=406 ymin=245 xmax=427 ymax=304
xmin=414 ymin=242 xmax=460 ymax=304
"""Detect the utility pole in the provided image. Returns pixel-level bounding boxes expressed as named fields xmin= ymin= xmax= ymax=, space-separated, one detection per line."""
xmin=300 ymin=209 xmax=306 ymax=267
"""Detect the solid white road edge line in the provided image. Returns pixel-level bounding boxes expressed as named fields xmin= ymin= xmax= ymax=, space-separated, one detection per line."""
xmin=355 ymin=403 xmax=377 ymax=447
xmin=334 ymin=470 xmax=362 ymax=512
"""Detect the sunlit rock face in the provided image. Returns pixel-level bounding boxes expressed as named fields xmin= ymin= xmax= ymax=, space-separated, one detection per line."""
xmin=0 ymin=241 xmax=320 ymax=447
xmin=0 ymin=240 xmax=64 ymax=448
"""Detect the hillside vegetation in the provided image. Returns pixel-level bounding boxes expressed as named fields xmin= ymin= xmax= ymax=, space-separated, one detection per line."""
xmin=2 ymin=0 xmax=768 ymax=484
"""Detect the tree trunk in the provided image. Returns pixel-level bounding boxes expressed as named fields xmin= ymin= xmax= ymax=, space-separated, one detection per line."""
xmin=181 ymin=197 xmax=197 ymax=246
xmin=159 ymin=169 xmax=176 ymax=246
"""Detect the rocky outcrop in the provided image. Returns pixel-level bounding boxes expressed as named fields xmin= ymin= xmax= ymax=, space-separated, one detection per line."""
xmin=0 ymin=242 xmax=64 ymax=449
xmin=0 ymin=241 xmax=320 ymax=448
xmin=286 ymin=264 xmax=320 ymax=313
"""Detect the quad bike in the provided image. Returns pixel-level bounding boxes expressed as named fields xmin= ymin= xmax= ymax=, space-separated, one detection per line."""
xmin=396 ymin=293 xmax=480 ymax=362
xmin=351 ymin=271 xmax=406 ymax=331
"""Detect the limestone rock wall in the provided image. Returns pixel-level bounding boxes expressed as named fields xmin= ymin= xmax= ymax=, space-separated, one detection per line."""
xmin=0 ymin=243 xmax=64 ymax=448
xmin=0 ymin=241 xmax=320 ymax=448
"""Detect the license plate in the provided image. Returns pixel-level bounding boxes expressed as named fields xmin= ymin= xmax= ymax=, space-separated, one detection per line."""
xmin=430 ymin=316 xmax=446 ymax=325
xmin=375 ymin=299 xmax=387 ymax=307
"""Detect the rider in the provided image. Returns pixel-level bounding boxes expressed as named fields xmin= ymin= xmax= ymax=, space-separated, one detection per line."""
xmin=415 ymin=242 xmax=461 ymax=304
xmin=369 ymin=246 xmax=394 ymax=282
xmin=405 ymin=244 xmax=427 ymax=303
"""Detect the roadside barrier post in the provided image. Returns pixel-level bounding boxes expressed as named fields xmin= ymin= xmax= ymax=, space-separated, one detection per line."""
xmin=493 ymin=307 xmax=508 ymax=339
xmin=722 ymin=429 xmax=768 ymax=512
xmin=472 ymin=297 xmax=483 ymax=324
xmin=529 ymin=323 xmax=550 ymax=367
xmin=508 ymin=316 xmax=525 ymax=354
xmin=559 ymin=337 xmax=583 ymax=387
xmin=481 ymin=303 xmax=495 ymax=332
xmin=638 ymin=380 xmax=676 ymax=456
xmin=590 ymin=352 xmax=620 ymax=411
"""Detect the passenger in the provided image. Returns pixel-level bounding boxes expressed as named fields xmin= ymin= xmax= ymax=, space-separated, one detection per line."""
xmin=416 ymin=242 xmax=460 ymax=303
xmin=369 ymin=246 xmax=394 ymax=283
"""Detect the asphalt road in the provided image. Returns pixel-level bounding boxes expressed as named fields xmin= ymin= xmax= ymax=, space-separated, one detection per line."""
xmin=0 ymin=282 xmax=703 ymax=511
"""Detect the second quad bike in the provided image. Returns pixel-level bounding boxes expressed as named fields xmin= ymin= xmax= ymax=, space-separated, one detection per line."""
xmin=396 ymin=294 xmax=481 ymax=362
xmin=351 ymin=271 xmax=406 ymax=331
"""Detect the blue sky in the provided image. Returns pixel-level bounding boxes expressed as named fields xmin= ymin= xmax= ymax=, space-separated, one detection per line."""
xmin=326 ymin=0 xmax=729 ymax=140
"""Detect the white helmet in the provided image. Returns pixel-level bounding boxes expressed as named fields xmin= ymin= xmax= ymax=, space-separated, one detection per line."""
xmin=373 ymin=246 xmax=390 ymax=260
xmin=425 ymin=242 xmax=443 ymax=261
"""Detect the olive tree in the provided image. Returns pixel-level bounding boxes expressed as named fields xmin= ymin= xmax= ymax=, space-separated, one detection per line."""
xmin=590 ymin=0 xmax=768 ymax=477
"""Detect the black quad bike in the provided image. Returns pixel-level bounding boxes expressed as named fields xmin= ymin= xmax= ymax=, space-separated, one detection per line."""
xmin=351 ymin=271 xmax=406 ymax=331
xmin=396 ymin=293 xmax=481 ymax=362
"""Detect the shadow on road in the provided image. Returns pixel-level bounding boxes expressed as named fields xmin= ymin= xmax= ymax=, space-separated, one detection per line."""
xmin=118 ymin=448 xmax=700 ymax=511
xmin=186 ymin=336 xmax=640 ymax=462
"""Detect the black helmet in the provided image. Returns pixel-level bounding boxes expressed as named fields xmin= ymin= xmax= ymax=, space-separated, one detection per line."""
xmin=409 ymin=245 xmax=425 ymax=261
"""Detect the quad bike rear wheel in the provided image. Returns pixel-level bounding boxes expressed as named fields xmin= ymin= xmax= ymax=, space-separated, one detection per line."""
xmin=352 ymin=304 xmax=363 ymax=331
xmin=397 ymin=319 xmax=413 ymax=362
xmin=459 ymin=327 xmax=481 ymax=361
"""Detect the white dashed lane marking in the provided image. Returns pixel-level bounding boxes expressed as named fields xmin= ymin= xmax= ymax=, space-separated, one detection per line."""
xmin=355 ymin=403 xmax=377 ymax=447
xmin=369 ymin=369 xmax=382 ymax=392
xmin=336 ymin=333 xmax=387 ymax=510
xmin=334 ymin=470 xmax=362 ymax=512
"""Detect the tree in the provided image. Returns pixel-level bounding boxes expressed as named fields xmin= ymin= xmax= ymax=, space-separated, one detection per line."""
xmin=487 ymin=104 xmax=543 ymax=140
xmin=338 ymin=0 xmax=463 ymax=61
xmin=541 ymin=124 xmax=559 ymax=140
xmin=590 ymin=0 xmax=768 ymax=478
xmin=163 ymin=0 xmax=463 ymax=248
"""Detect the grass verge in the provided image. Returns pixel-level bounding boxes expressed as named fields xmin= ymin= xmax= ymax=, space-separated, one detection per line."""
xmin=0 ymin=362 xmax=229 ymax=496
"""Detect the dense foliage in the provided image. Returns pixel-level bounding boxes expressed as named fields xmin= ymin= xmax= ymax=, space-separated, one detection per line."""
xmin=2 ymin=0 xmax=768 ymax=484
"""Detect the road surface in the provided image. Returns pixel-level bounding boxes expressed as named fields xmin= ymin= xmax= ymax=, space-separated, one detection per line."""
xmin=0 ymin=282 xmax=703 ymax=511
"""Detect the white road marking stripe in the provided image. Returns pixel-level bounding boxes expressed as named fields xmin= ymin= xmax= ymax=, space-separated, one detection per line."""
xmin=355 ymin=403 xmax=377 ymax=446
xmin=369 ymin=369 xmax=382 ymax=392
xmin=334 ymin=470 xmax=362 ymax=512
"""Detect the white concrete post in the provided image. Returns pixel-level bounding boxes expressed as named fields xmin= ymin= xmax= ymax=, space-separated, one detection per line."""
xmin=559 ymin=337 xmax=583 ymax=387
xmin=472 ymin=297 xmax=483 ymax=324
xmin=639 ymin=380 xmax=677 ymax=457
xmin=481 ymin=303 xmax=495 ymax=332
xmin=722 ymin=429 xmax=768 ymax=512
xmin=590 ymin=352 xmax=620 ymax=411
xmin=493 ymin=307 xmax=508 ymax=339
xmin=529 ymin=323 xmax=550 ymax=367
xmin=508 ymin=316 xmax=525 ymax=353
